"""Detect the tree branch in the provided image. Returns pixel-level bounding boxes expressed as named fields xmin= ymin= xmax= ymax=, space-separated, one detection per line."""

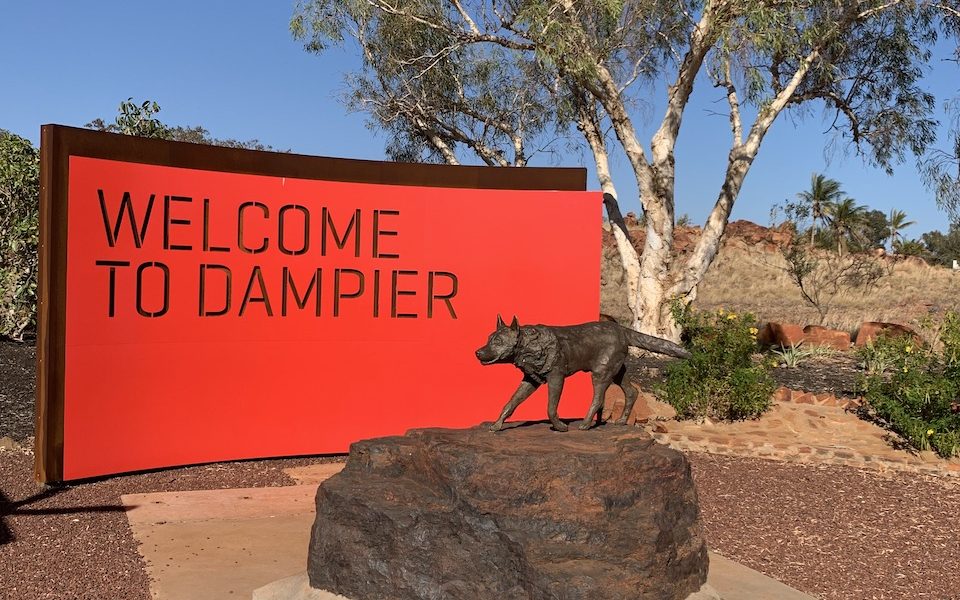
xmin=718 ymin=57 xmax=743 ymax=147
xmin=650 ymin=0 xmax=722 ymax=165
xmin=672 ymin=46 xmax=823 ymax=297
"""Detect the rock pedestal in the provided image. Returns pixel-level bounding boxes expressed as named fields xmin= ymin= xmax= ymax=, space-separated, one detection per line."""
xmin=307 ymin=424 xmax=708 ymax=600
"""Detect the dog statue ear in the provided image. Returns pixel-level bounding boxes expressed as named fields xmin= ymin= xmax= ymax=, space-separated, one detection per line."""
xmin=510 ymin=316 xmax=519 ymax=330
xmin=496 ymin=314 xmax=506 ymax=328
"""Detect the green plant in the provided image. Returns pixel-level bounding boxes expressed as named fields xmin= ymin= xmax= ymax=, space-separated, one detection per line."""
xmin=772 ymin=342 xmax=816 ymax=368
xmin=858 ymin=312 xmax=960 ymax=458
xmin=657 ymin=306 xmax=775 ymax=421
xmin=856 ymin=336 xmax=901 ymax=375
xmin=0 ymin=130 xmax=40 ymax=340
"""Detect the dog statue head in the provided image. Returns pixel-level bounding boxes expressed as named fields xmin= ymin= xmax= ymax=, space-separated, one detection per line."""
xmin=475 ymin=315 xmax=521 ymax=365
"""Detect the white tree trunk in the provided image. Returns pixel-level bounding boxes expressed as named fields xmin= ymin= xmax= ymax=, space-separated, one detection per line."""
xmin=574 ymin=96 xmax=644 ymax=329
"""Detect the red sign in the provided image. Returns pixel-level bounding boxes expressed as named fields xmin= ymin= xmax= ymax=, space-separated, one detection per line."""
xmin=44 ymin=148 xmax=599 ymax=481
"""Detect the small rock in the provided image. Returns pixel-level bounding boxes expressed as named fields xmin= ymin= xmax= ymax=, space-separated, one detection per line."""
xmin=0 ymin=437 xmax=22 ymax=452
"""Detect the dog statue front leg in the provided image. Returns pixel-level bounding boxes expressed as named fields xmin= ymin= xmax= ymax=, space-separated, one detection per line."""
xmin=546 ymin=372 xmax=568 ymax=432
xmin=490 ymin=377 xmax=540 ymax=432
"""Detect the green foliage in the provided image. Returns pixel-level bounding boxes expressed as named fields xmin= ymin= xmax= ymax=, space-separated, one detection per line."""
xmin=772 ymin=342 xmax=816 ymax=368
xmin=858 ymin=313 xmax=960 ymax=458
xmin=855 ymin=209 xmax=890 ymax=251
xmin=0 ymin=101 xmax=276 ymax=339
xmin=892 ymin=238 xmax=927 ymax=258
xmin=857 ymin=337 xmax=901 ymax=376
xmin=86 ymin=98 xmax=277 ymax=150
xmin=827 ymin=197 xmax=868 ymax=255
xmin=291 ymin=1 xmax=553 ymax=165
xmin=657 ymin=306 xmax=774 ymax=421
xmin=85 ymin=98 xmax=170 ymax=138
xmin=921 ymin=223 xmax=960 ymax=267
xmin=795 ymin=173 xmax=844 ymax=244
xmin=886 ymin=209 xmax=916 ymax=251
xmin=0 ymin=130 xmax=40 ymax=340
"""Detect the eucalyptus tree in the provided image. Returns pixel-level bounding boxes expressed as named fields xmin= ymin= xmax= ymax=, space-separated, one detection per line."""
xmin=924 ymin=7 xmax=960 ymax=218
xmin=293 ymin=0 xmax=959 ymax=339
xmin=87 ymin=98 xmax=276 ymax=150
xmin=797 ymin=173 xmax=845 ymax=247
xmin=922 ymin=223 xmax=960 ymax=266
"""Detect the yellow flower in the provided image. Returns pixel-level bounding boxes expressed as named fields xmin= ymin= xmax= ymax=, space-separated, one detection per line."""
xmin=927 ymin=429 xmax=935 ymax=436
xmin=905 ymin=346 xmax=913 ymax=353
xmin=749 ymin=327 xmax=759 ymax=335
xmin=727 ymin=313 xmax=737 ymax=320
xmin=718 ymin=309 xmax=725 ymax=316
xmin=902 ymin=366 xmax=909 ymax=373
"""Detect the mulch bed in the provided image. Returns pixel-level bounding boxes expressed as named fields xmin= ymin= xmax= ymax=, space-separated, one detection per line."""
xmin=3 ymin=339 xmax=959 ymax=599
xmin=1 ymin=339 xmax=36 ymax=442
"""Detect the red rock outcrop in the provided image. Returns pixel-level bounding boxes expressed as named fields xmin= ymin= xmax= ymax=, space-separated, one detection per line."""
xmin=802 ymin=325 xmax=851 ymax=351
xmin=757 ymin=322 xmax=805 ymax=347
xmin=855 ymin=322 xmax=919 ymax=347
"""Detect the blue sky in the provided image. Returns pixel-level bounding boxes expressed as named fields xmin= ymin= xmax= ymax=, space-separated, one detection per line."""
xmin=3 ymin=2 xmax=958 ymax=237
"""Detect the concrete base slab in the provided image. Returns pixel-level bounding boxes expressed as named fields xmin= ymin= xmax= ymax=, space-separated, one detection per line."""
xmin=122 ymin=470 xmax=343 ymax=600
xmin=282 ymin=463 xmax=347 ymax=486
xmin=706 ymin=553 xmax=815 ymax=600
xmin=252 ymin=573 xmax=349 ymax=600
xmin=123 ymin=461 xmax=815 ymax=600
xmin=254 ymin=575 xmax=725 ymax=600
xmin=253 ymin=556 xmax=813 ymax=600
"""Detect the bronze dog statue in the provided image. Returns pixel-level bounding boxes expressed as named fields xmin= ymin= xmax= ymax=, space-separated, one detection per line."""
xmin=475 ymin=316 xmax=690 ymax=432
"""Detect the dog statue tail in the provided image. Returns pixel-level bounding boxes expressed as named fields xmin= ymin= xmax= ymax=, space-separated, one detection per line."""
xmin=620 ymin=326 xmax=691 ymax=359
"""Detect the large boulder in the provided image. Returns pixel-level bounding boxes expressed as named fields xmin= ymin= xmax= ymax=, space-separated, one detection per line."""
xmin=854 ymin=321 xmax=919 ymax=347
xmin=308 ymin=425 xmax=708 ymax=600
xmin=802 ymin=325 xmax=851 ymax=351
xmin=757 ymin=322 xmax=805 ymax=348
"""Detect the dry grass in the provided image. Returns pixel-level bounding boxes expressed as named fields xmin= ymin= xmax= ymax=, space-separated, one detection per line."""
xmin=694 ymin=238 xmax=960 ymax=333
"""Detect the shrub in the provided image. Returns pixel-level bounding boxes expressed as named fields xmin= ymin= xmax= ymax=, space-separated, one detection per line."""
xmin=657 ymin=306 xmax=775 ymax=421
xmin=858 ymin=312 xmax=960 ymax=458
xmin=0 ymin=130 xmax=40 ymax=340
xmin=856 ymin=335 xmax=901 ymax=375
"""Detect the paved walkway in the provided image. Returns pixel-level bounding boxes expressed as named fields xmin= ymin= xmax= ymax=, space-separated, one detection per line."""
xmin=604 ymin=387 xmax=960 ymax=478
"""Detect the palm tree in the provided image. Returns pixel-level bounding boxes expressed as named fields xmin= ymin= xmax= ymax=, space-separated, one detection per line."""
xmin=893 ymin=238 xmax=927 ymax=258
xmin=797 ymin=173 xmax=845 ymax=246
xmin=827 ymin=197 xmax=868 ymax=255
xmin=887 ymin=209 xmax=916 ymax=253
